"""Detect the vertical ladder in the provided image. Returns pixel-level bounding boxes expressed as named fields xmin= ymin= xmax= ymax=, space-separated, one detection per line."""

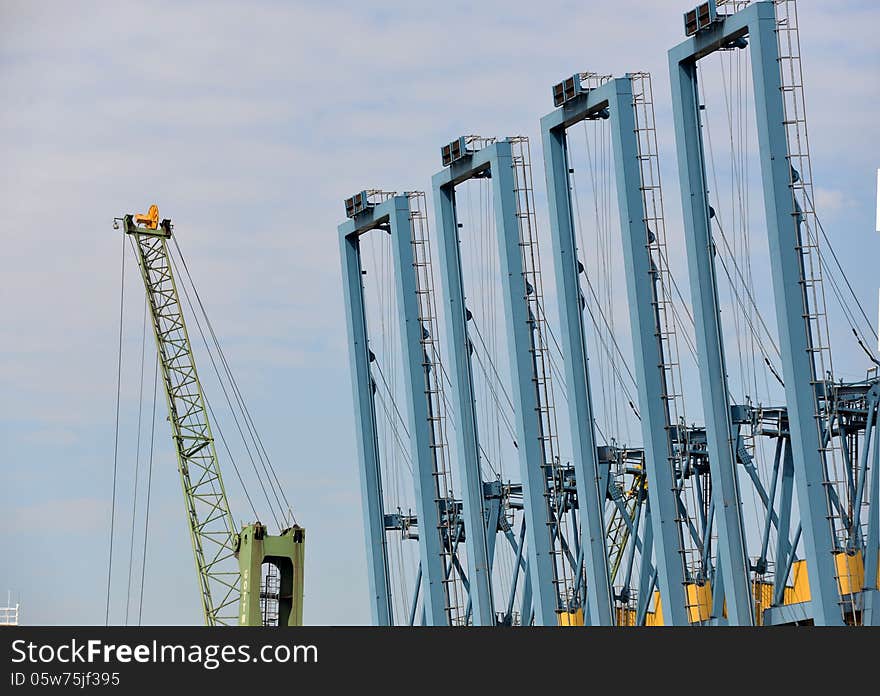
xmin=509 ymin=136 xmax=575 ymax=611
xmin=260 ymin=562 xmax=280 ymax=626
xmin=630 ymin=73 xmax=703 ymax=588
xmin=631 ymin=74 xmax=688 ymax=456
xmin=408 ymin=192 xmax=468 ymax=625
xmin=774 ymin=0 xmax=846 ymax=554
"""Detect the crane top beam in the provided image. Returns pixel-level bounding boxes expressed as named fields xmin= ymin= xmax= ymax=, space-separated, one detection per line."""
xmin=123 ymin=211 xmax=172 ymax=239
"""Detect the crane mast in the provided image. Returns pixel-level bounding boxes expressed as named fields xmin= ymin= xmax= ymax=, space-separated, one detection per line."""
xmin=123 ymin=208 xmax=304 ymax=626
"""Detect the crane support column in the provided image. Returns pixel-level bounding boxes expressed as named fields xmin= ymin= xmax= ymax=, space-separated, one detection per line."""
xmin=543 ymin=75 xmax=703 ymax=624
xmin=666 ymin=51 xmax=755 ymax=625
xmin=339 ymin=207 xmax=394 ymax=626
xmin=608 ymin=77 xmax=706 ymax=625
xmin=432 ymin=168 xmax=500 ymax=626
xmin=339 ymin=193 xmax=450 ymax=626
xmin=863 ymin=397 xmax=880 ymax=625
xmin=433 ymin=139 xmax=557 ymax=625
xmin=540 ymin=82 xmax=625 ymax=626
xmin=668 ymin=1 xmax=842 ymax=624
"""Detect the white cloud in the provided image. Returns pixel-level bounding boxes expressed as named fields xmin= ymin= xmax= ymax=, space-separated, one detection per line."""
xmin=8 ymin=498 xmax=109 ymax=535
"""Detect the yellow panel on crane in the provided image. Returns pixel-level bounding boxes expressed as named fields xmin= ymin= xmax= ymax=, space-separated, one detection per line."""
xmin=784 ymin=559 xmax=811 ymax=605
xmin=134 ymin=204 xmax=159 ymax=230
xmin=834 ymin=550 xmax=865 ymax=595
xmin=685 ymin=581 xmax=712 ymax=623
xmin=645 ymin=590 xmax=663 ymax=626
xmin=752 ymin=581 xmax=773 ymax=626
xmin=557 ymin=608 xmax=584 ymax=626
xmin=782 ymin=553 xmax=877 ymax=604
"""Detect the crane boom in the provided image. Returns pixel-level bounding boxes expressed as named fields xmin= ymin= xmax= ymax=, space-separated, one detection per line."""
xmin=121 ymin=208 xmax=305 ymax=626
xmin=124 ymin=213 xmax=240 ymax=625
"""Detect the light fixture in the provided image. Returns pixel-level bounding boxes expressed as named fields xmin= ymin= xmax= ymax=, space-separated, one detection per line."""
xmin=684 ymin=0 xmax=717 ymax=36
xmin=552 ymin=74 xmax=584 ymax=107
xmin=344 ymin=191 xmax=371 ymax=219
xmin=441 ymin=136 xmax=470 ymax=167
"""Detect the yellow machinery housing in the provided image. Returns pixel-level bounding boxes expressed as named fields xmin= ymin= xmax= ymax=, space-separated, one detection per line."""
xmin=557 ymin=608 xmax=584 ymax=626
xmin=835 ymin=551 xmax=865 ymax=596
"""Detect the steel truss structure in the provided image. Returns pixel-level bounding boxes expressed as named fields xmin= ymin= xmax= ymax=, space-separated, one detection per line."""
xmin=125 ymin=215 xmax=240 ymax=625
xmin=124 ymin=214 xmax=305 ymax=627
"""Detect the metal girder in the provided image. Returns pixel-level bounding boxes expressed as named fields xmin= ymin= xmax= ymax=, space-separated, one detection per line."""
xmin=338 ymin=203 xmax=394 ymax=625
xmin=430 ymin=176 xmax=496 ymax=625
xmin=668 ymin=0 xmax=842 ymax=625
xmin=863 ymin=397 xmax=880 ymax=625
xmin=540 ymin=85 xmax=615 ymax=627
xmin=339 ymin=193 xmax=458 ymax=626
xmin=432 ymin=139 xmax=557 ymax=625
xmin=541 ymin=77 xmax=691 ymax=625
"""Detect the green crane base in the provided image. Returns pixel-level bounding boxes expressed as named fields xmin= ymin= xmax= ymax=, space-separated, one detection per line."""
xmin=237 ymin=523 xmax=305 ymax=626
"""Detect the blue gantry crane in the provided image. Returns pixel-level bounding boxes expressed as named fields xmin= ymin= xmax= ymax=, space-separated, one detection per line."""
xmin=339 ymin=0 xmax=880 ymax=626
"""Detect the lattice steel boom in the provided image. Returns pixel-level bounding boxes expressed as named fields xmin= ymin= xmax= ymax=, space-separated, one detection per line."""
xmin=123 ymin=213 xmax=240 ymax=625
xmin=122 ymin=211 xmax=304 ymax=627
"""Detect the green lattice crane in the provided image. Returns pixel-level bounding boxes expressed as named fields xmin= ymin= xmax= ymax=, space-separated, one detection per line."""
xmin=123 ymin=207 xmax=304 ymax=626
xmin=607 ymin=472 xmax=647 ymax=583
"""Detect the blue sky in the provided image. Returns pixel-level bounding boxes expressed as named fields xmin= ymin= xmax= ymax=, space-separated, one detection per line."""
xmin=1 ymin=0 xmax=877 ymax=625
